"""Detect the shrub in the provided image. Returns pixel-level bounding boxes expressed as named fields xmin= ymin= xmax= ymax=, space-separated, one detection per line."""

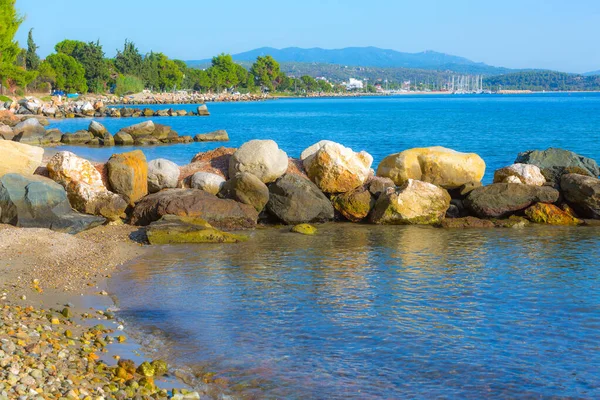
xmin=114 ymin=75 xmax=144 ymax=97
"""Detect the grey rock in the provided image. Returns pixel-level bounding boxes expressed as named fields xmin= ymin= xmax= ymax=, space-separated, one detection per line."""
xmin=561 ymin=173 xmax=600 ymax=219
xmin=267 ymin=174 xmax=334 ymax=225
xmin=0 ymin=174 xmax=105 ymax=234
xmin=147 ymin=159 xmax=180 ymax=193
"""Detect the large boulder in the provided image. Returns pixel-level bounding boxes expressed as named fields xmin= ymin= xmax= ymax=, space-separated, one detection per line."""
xmin=218 ymin=172 xmax=269 ymax=212
xmin=147 ymin=159 xmax=180 ymax=193
xmin=332 ymin=186 xmax=375 ymax=222
xmin=107 ymin=150 xmax=148 ymax=206
xmin=493 ymin=163 xmax=545 ymax=186
xmin=88 ymin=121 xmax=108 ymax=138
xmin=370 ymin=179 xmax=451 ymax=225
xmin=0 ymin=123 xmax=14 ymax=140
xmin=0 ymin=173 xmax=105 ymax=233
xmin=190 ymin=172 xmax=226 ymax=195
xmin=61 ymin=131 xmax=93 ymax=145
xmin=266 ymin=174 xmax=334 ymax=225
xmin=130 ymin=189 xmax=258 ymax=230
xmin=560 ymin=173 xmax=600 ymax=218
xmin=464 ymin=183 xmax=560 ymax=218
xmin=47 ymin=151 xmax=105 ymax=189
xmin=377 ymin=146 xmax=485 ymax=189
xmin=301 ymin=140 xmax=373 ymax=193
xmin=47 ymin=151 xmax=127 ymax=221
xmin=114 ymin=131 xmax=134 ymax=145
xmin=146 ymin=215 xmax=247 ymax=245
xmin=524 ymin=203 xmax=580 ymax=225
xmin=102 ymin=132 xmax=115 ymax=147
xmin=41 ymin=129 xmax=63 ymax=145
xmin=0 ymin=141 xmax=44 ymax=177
xmin=515 ymin=148 xmax=600 ymax=184
xmin=197 ymin=104 xmax=210 ymax=116
xmin=194 ymin=130 xmax=229 ymax=142
xmin=12 ymin=118 xmax=46 ymax=145
xmin=65 ymin=181 xmax=127 ymax=221
xmin=121 ymin=120 xmax=155 ymax=138
xmin=229 ymin=140 xmax=288 ymax=183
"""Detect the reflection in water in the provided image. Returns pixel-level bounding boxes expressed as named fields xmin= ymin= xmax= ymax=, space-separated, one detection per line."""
xmin=111 ymin=224 xmax=600 ymax=399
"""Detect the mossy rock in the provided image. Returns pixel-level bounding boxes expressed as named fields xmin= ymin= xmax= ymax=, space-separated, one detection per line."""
xmin=290 ymin=224 xmax=317 ymax=235
xmin=493 ymin=215 xmax=530 ymax=228
xmin=136 ymin=361 xmax=155 ymax=377
xmin=146 ymin=215 xmax=248 ymax=245
xmin=151 ymin=360 xmax=168 ymax=376
xmin=524 ymin=202 xmax=580 ymax=226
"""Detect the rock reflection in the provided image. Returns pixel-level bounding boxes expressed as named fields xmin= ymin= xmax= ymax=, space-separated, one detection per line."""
xmin=111 ymin=224 xmax=600 ymax=399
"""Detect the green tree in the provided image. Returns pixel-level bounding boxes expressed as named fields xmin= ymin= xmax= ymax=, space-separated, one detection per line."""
xmin=141 ymin=52 xmax=183 ymax=91
xmin=26 ymin=28 xmax=40 ymax=70
xmin=46 ymin=53 xmax=88 ymax=93
xmin=207 ymin=54 xmax=240 ymax=91
xmin=250 ymin=55 xmax=280 ymax=91
xmin=301 ymin=75 xmax=319 ymax=92
xmin=55 ymin=39 xmax=110 ymax=92
xmin=317 ymin=79 xmax=333 ymax=93
xmin=0 ymin=0 xmax=36 ymax=92
xmin=30 ymin=60 xmax=56 ymax=92
xmin=114 ymin=39 xmax=143 ymax=76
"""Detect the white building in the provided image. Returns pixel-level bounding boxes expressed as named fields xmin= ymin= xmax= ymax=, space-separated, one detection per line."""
xmin=345 ymin=78 xmax=364 ymax=91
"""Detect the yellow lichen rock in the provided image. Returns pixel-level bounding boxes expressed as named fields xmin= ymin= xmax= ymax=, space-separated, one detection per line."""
xmin=0 ymin=140 xmax=44 ymax=177
xmin=377 ymin=146 xmax=485 ymax=189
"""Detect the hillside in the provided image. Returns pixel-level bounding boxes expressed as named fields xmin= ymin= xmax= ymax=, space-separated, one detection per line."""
xmin=187 ymin=46 xmax=512 ymax=75
xmin=484 ymin=70 xmax=600 ymax=91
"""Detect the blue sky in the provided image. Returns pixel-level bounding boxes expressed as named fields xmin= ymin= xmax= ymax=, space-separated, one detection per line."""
xmin=13 ymin=0 xmax=600 ymax=73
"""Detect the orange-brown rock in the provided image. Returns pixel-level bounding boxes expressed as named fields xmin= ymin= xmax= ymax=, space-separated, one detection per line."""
xmin=524 ymin=203 xmax=580 ymax=225
xmin=107 ymin=150 xmax=148 ymax=206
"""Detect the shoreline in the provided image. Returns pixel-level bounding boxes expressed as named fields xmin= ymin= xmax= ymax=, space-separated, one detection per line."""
xmin=0 ymin=224 xmax=209 ymax=399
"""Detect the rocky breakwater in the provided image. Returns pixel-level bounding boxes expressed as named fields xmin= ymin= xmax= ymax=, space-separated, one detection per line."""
xmin=2 ymin=139 xmax=600 ymax=245
xmin=2 ymin=117 xmax=231 ymax=148
xmin=1 ymin=96 xmax=212 ymax=119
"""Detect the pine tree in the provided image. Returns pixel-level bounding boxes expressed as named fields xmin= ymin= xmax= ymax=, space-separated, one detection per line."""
xmin=26 ymin=28 xmax=40 ymax=70
xmin=0 ymin=0 xmax=36 ymax=92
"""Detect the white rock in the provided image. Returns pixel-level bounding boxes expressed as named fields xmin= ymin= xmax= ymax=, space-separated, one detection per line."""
xmin=229 ymin=140 xmax=288 ymax=183
xmin=493 ymin=163 xmax=546 ymax=186
xmin=190 ymin=172 xmax=226 ymax=195
xmin=301 ymin=140 xmax=373 ymax=193
xmin=147 ymin=159 xmax=180 ymax=193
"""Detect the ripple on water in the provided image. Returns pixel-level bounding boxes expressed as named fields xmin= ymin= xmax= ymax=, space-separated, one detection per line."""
xmin=110 ymin=224 xmax=600 ymax=399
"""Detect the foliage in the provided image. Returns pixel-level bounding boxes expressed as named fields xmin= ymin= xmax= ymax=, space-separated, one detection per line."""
xmin=55 ymin=39 xmax=110 ymax=93
xmin=26 ymin=28 xmax=40 ymax=70
xmin=114 ymin=74 xmax=145 ymax=96
xmin=46 ymin=53 xmax=88 ymax=93
xmin=484 ymin=71 xmax=600 ymax=91
xmin=250 ymin=55 xmax=280 ymax=91
xmin=29 ymin=60 xmax=56 ymax=92
xmin=0 ymin=0 xmax=37 ymax=91
xmin=114 ymin=39 xmax=143 ymax=76
xmin=300 ymin=75 xmax=319 ymax=92
xmin=208 ymin=53 xmax=240 ymax=90
xmin=141 ymin=52 xmax=183 ymax=91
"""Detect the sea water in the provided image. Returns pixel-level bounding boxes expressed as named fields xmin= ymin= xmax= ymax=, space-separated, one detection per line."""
xmin=110 ymin=224 xmax=600 ymax=399
xmin=59 ymin=93 xmax=600 ymax=399
xmin=49 ymin=93 xmax=600 ymax=183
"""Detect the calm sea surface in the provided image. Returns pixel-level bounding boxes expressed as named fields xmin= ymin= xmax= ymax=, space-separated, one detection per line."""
xmin=111 ymin=224 xmax=600 ymax=399
xmin=84 ymin=94 xmax=600 ymax=399
xmin=49 ymin=93 xmax=600 ymax=183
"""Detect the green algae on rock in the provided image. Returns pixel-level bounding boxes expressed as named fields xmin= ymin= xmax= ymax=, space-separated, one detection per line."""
xmin=290 ymin=223 xmax=318 ymax=235
xmin=146 ymin=215 xmax=249 ymax=244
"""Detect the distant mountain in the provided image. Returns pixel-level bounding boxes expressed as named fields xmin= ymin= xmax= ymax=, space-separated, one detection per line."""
xmin=583 ymin=70 xmax=600 ymax=76
xmin=187 ymin=46 xmax=512 ymax=75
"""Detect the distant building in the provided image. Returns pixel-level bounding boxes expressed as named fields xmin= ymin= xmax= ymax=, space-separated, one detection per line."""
xmin=345 ymin=78 xmax=364 ymax=91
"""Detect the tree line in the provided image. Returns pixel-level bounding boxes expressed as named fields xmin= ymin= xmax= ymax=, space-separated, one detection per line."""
xmin=1 ymin=2 xmax=346 ymax=97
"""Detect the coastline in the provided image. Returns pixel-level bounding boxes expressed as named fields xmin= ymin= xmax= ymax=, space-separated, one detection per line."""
xmin=0 ymin=224 xmax=208 ymax=399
